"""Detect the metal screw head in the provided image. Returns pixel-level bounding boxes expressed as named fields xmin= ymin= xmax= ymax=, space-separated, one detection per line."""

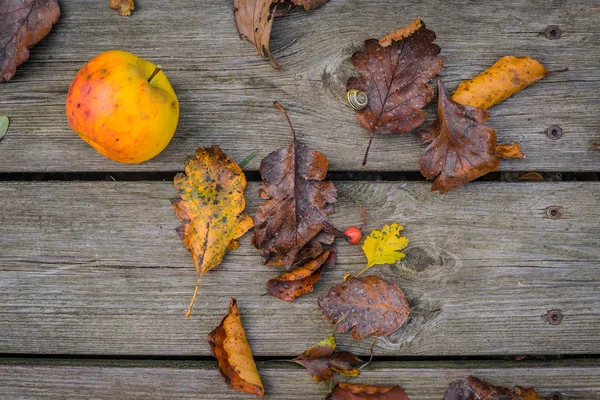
xmin=547 ymin=125 xmax=563 ymax=140
xmin=547 ymin=310 xmax=563 ymax=325
xmin=546 ymin=25 xmax=562 ymax=40
xmin=546 ymin=205 xmax=563 ymax=219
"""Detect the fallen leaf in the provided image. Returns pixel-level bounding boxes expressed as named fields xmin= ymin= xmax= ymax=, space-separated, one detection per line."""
xmin=318 ymin=275 xmax=410 ymax=340
xmin=208 ymin=298 xmax=264 ymax=399
xmin=292 ymin=335 xmax=362 ymax=382
xmin=359 ymin=223 xmax=408 ymax=276
xmin=443 ymin=377 xmax=510 ymax=400
xmin=451 ymin=56 xmax=553 ymax=109
xmin=0 ymin=116 xmax=9 ymax=141
xmin=109 ymin=0 xmax=135 ymax=16
xmin=0 ymin=0 xmax=60 ymax=83
xmin=518 ymin=172 xmax=544 ymax=182
xmin=592 ymin=142 xmax=600 ymax=149
xmin=171 ymin=146 xmax=253 ymax=316
xmin=379 ymin=17 xmax=423 ymax=47
xmin=325 ymin=382 xmax=410 ymax=400
xmin=252 ymin=102 xmax=339 ymax=269
xmin=418 ymin=79 xmax=523 ymax=193
xmin=496 ymin=142 xmax=525 ymax=159
xmin=513 ymin=387 xmax=550 ymax=400
xmin=267 ymin=248 xmax=336 ymax=301
xmin=347 ymin=19 xmax=443 ymax=165
xmin=233 ymin=0 xmax=329 ymax=69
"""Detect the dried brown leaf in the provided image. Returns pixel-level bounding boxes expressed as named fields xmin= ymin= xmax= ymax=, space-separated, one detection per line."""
xmin=325 ymin=383 xmax=410 ymax=400
xmin=444 ymin=377 xmax=550 ymax=400
xmin=292 ymin=335 xmax=361 ymax=382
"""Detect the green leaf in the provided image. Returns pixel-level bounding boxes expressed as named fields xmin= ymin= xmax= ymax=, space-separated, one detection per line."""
xmin=359 ymin=223 xmax=408 ymax=276
xmin=0 ymin=116 xmax=8 ymax=140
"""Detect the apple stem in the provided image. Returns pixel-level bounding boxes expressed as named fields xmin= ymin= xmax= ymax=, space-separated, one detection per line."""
xmin=147 ymin=65 xmax=162 ymax=83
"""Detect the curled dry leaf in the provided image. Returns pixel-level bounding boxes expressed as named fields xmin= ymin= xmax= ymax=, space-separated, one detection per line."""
xmin=109 ymin=0 xmax=135 ymax=16
xmin=325 ymin=382 xmax=410 ymax=400
xmin=444 ymin=377 xmax=550 ymax=400
xmin=252 ymin=102 xmax=339 ymax=269
xmin=347 ymin=18 xmax=443 ymax=165
xmin=292 ymin=335 xmax=361 ymax=382
xmin=0 ymin=0 xmax=60 ymax=83
xmin=267 ymin=248 xmax=336 ymax=301
xmin=208 ymin=298 xmax=265 ymax=399
xmin=418 ymin=79 xmax=524 ymax=193
xmin=518 ymin=172 xmax=544 ymax=182
xmin=359 ymin=223 xmax=408 ymax=276
xmin=318 ymin=275 xmax=410 ymax=340
xmin=171 ymin=146 xmax=253 ymax=316
xmin=451 ymin=56 xmax=556 ymax=109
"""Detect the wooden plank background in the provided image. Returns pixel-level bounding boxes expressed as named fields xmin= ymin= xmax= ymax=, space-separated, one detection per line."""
xmin=0 ymin=0 xmax=598 ymax=172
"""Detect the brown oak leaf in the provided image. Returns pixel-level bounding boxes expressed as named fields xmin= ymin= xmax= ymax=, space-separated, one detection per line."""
xmin=444 ymin=377 xmax=550 ymax=400
xmin=318 ymin=275 xmax=410 ymax=340
xmin=325 ymin=383 xmax=410 ymax=400
xmin=252 ymin=102 xmax=339 ymax=269
xmin=0 ymin=0 xmax=60 ymax=83
xmin=208 ymin=298 xmax=264 ymax=399
xmin=267 ymin=247 xmax=336 ymax=301
xmin=347 ymin=19 xmax=443 ymax=165
xmin=418 ymin=79 xmax=524 ymax=193
xmin=109 ymin=0 xmax=135 ymax=16
xmin=291 ymin=335 xmax=361 ymax=382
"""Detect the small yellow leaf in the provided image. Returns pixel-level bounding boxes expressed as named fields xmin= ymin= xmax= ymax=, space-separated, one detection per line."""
xmin=359 ymin=223 xmax=408 ymax=276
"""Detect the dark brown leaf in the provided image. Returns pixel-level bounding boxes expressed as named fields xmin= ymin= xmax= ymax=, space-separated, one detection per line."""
xmin=347 ymin=20 xmax=443 ymax=165
xmin=267 ymin=248 xmax=336 ymax=301
xmin=0 ymin=0 xmax=60 ymax=82
xmin=325 ymin=383 xmax=410 ymax=400
xmin=418 ymin=79 xmax=523 ymax=193
xmin=443 ymin=377 xmax=511 ymax=400
xmin=292 ymin=335 xmax=361 ymax=382
xmin=317 ymin=275 xmax=410 ymax=340
xmin=252 ymin=103 xmax=339 ymax=269
xmin=109 ymin=0 xmax=135 ymax=16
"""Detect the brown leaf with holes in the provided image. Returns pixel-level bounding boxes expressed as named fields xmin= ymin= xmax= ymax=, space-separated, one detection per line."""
xmin=0 ymin=0 xmax=60 ymax=83
xmin=208 ymin=298 xmax=264 ymax=399
xmin=418 ymin=79 xmax=524 ymax=193
xmin=267 ymin=248 xmax=336 ymax=301
xmin=347 ymin=19 xmax=443 ymax=165
xmin=291 ymin=335 xmax=362 ymax=382
xmin=444 ymin=377 xmax=550 ymax=400
xmin=110 ymin=0 xmax=135 ymax=16
xmin=318 ymin=275 xmax=410 ymax=340
xmin=232 ymin=0 xmax=329 ymax=69
xmin=325 ymin=383 xmax=410 ymax=400
xmin=252 ymin=103 xmax=339 ymax=269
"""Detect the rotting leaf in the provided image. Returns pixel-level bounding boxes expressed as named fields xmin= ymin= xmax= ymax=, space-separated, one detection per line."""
xmin=267 ymin=248 xmax=336 ymax=301
xmin=325 ymin=382 xmax=410 ymax=400
xmin=0 ymin=116 xmax=9 ymax=141
xmin=418 ymin=79 xmax=524 ymax=193
xmin=318 ymin=275 xmax=410 ymax=340
xmin=347 ymin=18 xmax=443 ymax=165
xmin=208 ymin=298 xmax=265 ymax=399
xmin=171 ymin=146 xmax=253 ymax=317
xmin=232 ymin=0 xmax=329 ymax=69
xmin=359 ymin=223 xmax=408 ymax=276
xmin=518 ymin=172 xmax=544 ymax=182
xmin=0 ymin=0 xmax=60 ymax=83
xmin=109 ymin=0 xmax=135 ymax=16
xmin=252 ymin=102 xmax=340 ymax=269
xmin=451 ymin=56 xmax=560 ymax=109
xmin=444 ymin=377 xmax=550 ymax=400
xmin=292 ymin=335 xmax=362 ymax=382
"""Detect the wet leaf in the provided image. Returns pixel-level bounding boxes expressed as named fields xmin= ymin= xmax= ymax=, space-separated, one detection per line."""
xmin=252 ymin=103 xmax=339 ymax=269
xmin=518 ymin=172 xmax=544 ymax=182
xmin=359 ymin=223 xmax=408 ymax=276
xmin=109 ymin=0 xmax=135 ymax=16
xmin=267 ymin=248 xmax=336 ymax=301
xmin=318 ymin=275 xmax=410 ymax=340
xmin=292 ymin=335 xmax=361 ymax=382
xmin=208 ymin=298 xmax=265 ymax=399
xmin=0 ymin=0 xmax=60 ymax=83
xmin=0 ymin=116 xmax=9 ymax=141
xmin=325 ymin=382 xmax=410 ymax=400
xmin=171 ymin=146 xmax=253 ymax=316
xmin=451 ymin=56 xmax=554 ymax=109
xmin=347 ymin=19 xmax=443 ymax=165
xmin=418 ymin=79 xmax=523 ymax=193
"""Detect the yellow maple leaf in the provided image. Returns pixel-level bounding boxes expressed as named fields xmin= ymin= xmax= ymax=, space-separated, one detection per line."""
xmin=171 ymin=146 xmax=253 ymax=317
xmin=359 ymin=223 xmax=408 ymax=276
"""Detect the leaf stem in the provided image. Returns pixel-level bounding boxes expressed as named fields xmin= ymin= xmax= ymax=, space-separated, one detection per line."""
xmin=273 ymin=101 xmax=295 ymax=139
xmin=147 ymin=65 xmax=162 ymax=83
xmin=359 ymin=205 xmax=367 ymax=230
xmin=238 ymin=151 xmax=257 ymax=168
xmin=185 ymin=274 xmax=202 ymax=318
xmin=362 ymin=133 xmax=375 ymax=166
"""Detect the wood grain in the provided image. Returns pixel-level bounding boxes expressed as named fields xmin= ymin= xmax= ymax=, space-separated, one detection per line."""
xmin=1 ymin=181 xmax=598 ymax=356
xmin=1 ymin=359 xmax=600 ymax=400
xmin=0 ymin=0 xmax=598 ymax=172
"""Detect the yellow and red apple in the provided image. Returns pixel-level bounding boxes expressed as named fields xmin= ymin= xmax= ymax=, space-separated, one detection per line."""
xmin=66 ymin=50 xmax=179 ymax=164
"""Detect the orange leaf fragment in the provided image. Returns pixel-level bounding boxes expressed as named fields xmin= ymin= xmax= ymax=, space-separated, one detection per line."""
xmin=518 ymin=172 xmax=544 ymax=182
xmin=208 ymin=298 xmax=265 ymax=399
xmin=496 ymin=142 xmax=525 ymax=159
xmin=379 ymin=17 xmax=423 ymax=47
xmin=109 ymin=0 xmax=135 ymax=16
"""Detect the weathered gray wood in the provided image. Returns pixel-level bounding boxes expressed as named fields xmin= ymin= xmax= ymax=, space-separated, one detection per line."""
xmin=1 ymin=359 xmax=600 ymax=399
xmin=0 ymin=0 xmax=598 ymax=172
xmin=1 ymin=181 xmax=598 ymax=356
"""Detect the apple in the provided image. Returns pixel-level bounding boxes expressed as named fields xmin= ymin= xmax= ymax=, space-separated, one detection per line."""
xmin=66 ymin=50 xmax=179 ymax=164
